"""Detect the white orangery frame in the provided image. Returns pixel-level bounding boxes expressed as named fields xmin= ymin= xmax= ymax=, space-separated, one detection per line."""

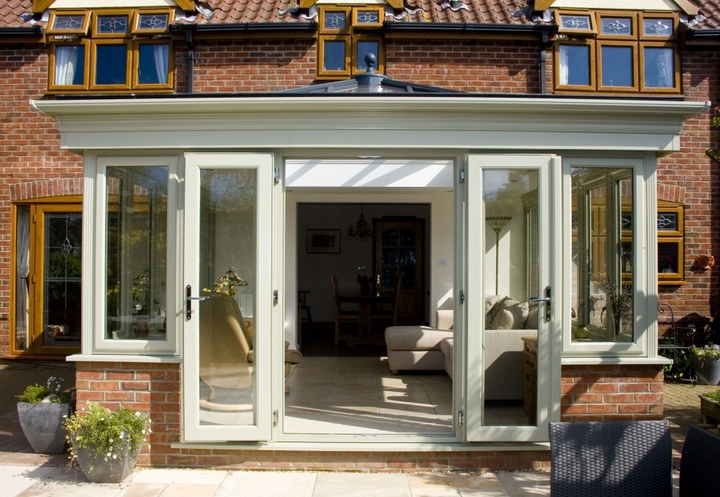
xmin=33 ymin=95 xmax=707 ymax=447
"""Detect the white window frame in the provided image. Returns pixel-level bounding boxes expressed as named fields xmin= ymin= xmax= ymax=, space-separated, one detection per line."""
xmin=83 ymin=153 xmax=180 ymax=356
xmin=561 ymin=155 xmax=659 ymax=359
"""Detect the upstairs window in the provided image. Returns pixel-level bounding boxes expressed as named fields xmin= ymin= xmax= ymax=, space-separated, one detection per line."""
xmin=318 ymin=6 xmax=384 ymax=79
xmin=554 ymin=10 xmax=679 ymax=95
xmin=47 ymin=9 xmax=173 ymax=93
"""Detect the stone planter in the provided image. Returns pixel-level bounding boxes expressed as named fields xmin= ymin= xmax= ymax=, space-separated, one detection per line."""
xmin=692 ymin=356 xmax=720 ymax=385
xmin=17 ymin=402 xmax=70 ymax=454
xmin=70 ymin=434 xmax=143 ymax=483
xmin=699 ymin=395 xmax=720 ymax=425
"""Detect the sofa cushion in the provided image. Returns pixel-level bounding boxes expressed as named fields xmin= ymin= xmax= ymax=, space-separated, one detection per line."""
xmin=385 ymin=326 xmax=453 ymax=351
xmin=488 ymin=298 xmax=529 ymax=330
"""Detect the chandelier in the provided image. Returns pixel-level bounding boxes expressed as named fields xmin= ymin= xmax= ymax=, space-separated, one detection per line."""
xmin=347 ymin=205 xmax=373 ymax=243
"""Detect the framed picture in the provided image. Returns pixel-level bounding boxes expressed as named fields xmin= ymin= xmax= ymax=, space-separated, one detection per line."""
xmin=306 ymin=229 xmax=341 ymax=254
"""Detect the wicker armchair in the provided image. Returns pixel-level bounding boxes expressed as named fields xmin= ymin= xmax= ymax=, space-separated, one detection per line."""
xmin=679 ymin=425 xmax=720 ymax=497
xmin=549 ymin=421 xmax=672 ymax=497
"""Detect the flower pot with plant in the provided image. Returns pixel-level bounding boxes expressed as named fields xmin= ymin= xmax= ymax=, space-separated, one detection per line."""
xmin=691 ymin=343 xmax=720 ymax=385
xmin=699 ymin=388 xmax=720 ymax=424
xmin=64 ymin=402 xmax=151 ymax=483
xmin=17 ymin=376 xmax=74 ymax=454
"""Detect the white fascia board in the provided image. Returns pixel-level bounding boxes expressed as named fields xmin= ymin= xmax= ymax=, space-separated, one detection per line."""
xmin=32 ymin=96 xmax=709 ymax=154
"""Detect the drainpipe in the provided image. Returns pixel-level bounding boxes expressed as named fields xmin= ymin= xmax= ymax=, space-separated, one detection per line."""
xmin=539 ymin=31 xmax=550 ymax=95
xmin=184 ymin=27 xmax=196 ymax=94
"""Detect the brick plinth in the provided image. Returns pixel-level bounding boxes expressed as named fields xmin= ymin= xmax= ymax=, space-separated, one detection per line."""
xmin=560 ymin=364 xmax=665 ymax=422
xmin=74 ymin=361 xmax=663 ymax=472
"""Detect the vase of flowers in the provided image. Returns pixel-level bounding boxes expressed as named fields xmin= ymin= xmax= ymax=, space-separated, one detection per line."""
xmin=356 ymin=274 xmax=372 ymax=296
xmin=692 ymin=343 xmax=720 ymax=385
xmin=64 ymin=402 xmax=151 ymax=483
xmin=17 ymin=376 xmax=74 ymax=454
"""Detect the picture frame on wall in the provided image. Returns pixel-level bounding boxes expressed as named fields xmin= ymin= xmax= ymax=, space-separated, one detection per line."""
xmin=306 ymin=229 xmax=341 ymax=254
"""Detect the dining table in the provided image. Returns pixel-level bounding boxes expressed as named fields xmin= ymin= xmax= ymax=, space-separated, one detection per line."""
xmin=336 ymin=291 xmax=394 ymax=344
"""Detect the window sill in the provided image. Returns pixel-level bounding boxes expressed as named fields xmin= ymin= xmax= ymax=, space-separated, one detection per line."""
xmin=67 ymin=353 xmax=182 ymax=363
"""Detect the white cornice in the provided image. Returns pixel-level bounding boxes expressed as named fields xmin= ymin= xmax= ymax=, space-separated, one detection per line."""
xmin=32 ymin=96 xmax=709 ymax=154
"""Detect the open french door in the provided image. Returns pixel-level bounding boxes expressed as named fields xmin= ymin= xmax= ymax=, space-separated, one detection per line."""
xmin=183 ymin=153 xmax=274 ymax=441
xmin=464 ymin=154 xmax=561 ymax=442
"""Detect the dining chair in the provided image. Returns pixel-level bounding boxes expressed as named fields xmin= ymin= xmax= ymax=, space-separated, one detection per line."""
xmin=331 ymin=274 xmax=359 ymax=345
xmin=549 ymin=420 xmax=672 ymax=497
xmin=372 ymin=273 xmax=403 ymax=329
xmin=679 ymin=424 xmax=720 ymax=497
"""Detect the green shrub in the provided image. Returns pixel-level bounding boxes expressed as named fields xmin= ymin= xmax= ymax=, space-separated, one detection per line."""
xmin=17 ymin=376 xmax=73 ymax=404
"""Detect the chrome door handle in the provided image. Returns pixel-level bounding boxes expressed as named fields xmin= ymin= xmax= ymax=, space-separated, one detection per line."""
xmin=185 ymin=285 xmax=209 ymax=320
xmin=529 ymin=286 xmax=551 ymax=321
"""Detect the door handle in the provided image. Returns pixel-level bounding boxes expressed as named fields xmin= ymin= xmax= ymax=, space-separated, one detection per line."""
xmin=529 ymin=286 xmax=551 ymax=321
xmin=185 ymin=285 xmax=209 ymax=320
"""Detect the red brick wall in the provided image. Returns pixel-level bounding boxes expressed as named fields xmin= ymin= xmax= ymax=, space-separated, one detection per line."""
xmin=387 ymin=39 xmax=539 ymax=93
xmin=656 ymin=47 xmax=720 ymax=329
xmin=560 ymin=365 xmax=665 ymax=421
xmin=73 ymin=361 xmax=666 ymax=470
xmin=0 ymin=44 xmax=83 ymax=356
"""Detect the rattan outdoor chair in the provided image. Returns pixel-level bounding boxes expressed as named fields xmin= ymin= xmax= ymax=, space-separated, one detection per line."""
xmin=679 ymin=424 xmax=720 ymax=497
xmin=549 ymin=421 xmax=672 ymax=497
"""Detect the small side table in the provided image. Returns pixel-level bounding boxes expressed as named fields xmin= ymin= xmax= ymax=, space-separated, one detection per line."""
xmin=522 ymin=336 xmax=538 ymax=425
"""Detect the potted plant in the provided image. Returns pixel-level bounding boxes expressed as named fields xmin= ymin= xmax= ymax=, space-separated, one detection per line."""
xmin=699 ymin=388 xmax=720 ymax=425
xmin=63 ymin=402 xmax=151 ymax=483
xmin=17 ymin=376 xmax=74 ymax=454
xmin=691 ymin=342 xmax=720 ymax=385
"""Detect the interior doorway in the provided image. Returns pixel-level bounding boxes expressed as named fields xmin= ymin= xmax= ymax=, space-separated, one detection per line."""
xmin=283 ymin=158 xmax=456 ymax=437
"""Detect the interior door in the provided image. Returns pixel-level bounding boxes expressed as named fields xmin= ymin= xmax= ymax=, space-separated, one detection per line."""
xmin=464 ymin=155 xmax=560 ymax=442
xmin=183 ymin=153 xmax=273 ymax=441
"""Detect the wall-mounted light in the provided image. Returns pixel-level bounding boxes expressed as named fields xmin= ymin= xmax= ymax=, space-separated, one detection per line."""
xmin=695 ymin=255 xmax=715 ymax=270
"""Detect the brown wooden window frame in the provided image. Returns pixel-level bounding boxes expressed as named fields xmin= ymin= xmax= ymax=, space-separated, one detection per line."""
xmin=47 ymin=8 xmax=174 ymax=94
xmin=554 ymin=10 xmax=680 ymax=95
xmin=317 ymin=6 xmax=384 ymax=80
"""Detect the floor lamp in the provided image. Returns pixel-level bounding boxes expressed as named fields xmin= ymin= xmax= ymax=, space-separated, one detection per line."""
xmin=486 ymin=216 xmax=512 ymax=296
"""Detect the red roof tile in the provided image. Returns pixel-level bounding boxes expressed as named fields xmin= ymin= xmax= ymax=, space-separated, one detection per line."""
xmin=0 ymin=0 xmax=718 ymax=30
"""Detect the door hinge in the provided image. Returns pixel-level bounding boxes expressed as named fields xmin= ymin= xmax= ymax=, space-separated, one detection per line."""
xmin=274 ymin=168 xmax=280 ymax=184
xmin=459 ymin=168 xmax=465 ymax=183
xmin=273 ymin=290 xmax=279 ymax=305
xmin=273 ymin=409 xmax=279 ymax=426
xmin=458 ymin=410 xmax=464 ymax=426
xmin=460 ymin=290 xmax=465 ymax=304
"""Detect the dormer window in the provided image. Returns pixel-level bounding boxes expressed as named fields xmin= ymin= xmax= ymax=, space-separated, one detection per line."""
xmin=47 ymin=9 xmax=174 ymax=94
xmin=317 ymin=6 xmax=384 ymax=80
xmin=554 ymin=10 xmax=680 ymax=95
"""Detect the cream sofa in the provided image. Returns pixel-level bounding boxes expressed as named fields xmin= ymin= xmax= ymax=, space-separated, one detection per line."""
xmin=384 ymin=296 xmax=537 ymax=400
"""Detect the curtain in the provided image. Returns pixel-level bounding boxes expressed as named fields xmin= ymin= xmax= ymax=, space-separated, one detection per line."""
xmin=15 ymin=207 xmax=30 ymax=348
xmin=153 ymin=44 xmax=169 ymax=84
xmin=559 ymin=46 xmax=570 ymax=85
xmin=54 ymin=46 xmax=78 ymax=86
xmin=655 ymin=49 xmax=673 ymax=88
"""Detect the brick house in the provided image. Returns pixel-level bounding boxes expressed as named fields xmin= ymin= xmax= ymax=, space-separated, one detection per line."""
xmin=1 ymin=0 xmax=719 ymax=471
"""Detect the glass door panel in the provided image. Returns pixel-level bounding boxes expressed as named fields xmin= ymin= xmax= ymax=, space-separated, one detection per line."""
xmin=465 ymin=155 xmax=558 ymax=442
xmin=183 ymin=153 xmax=273 ymax=441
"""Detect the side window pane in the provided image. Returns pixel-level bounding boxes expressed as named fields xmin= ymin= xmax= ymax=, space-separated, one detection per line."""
xmin=95 ymin=45 xmax=128 ymax=85
xmin=106 ymin=166 xmax=168 ymax=341
xmin=644 ymin=47 xmax=674 ymax=88
xmin=138 ymin=44 xmax=169 ymax=84
xmin=54 ymin=45 xmax=85 ymax=86
xmin=571 ymin=168 xmax=634 ymax=343
xmin=643 ymin=19 xmax=673 ymax=37
xmin=559 ymin=45 xmax=590 ymax=86
xmin=601 ymin=46 xmax=633 ymax=87
xmin=15 ymin=206 xmax=30 ymax=351
xmin=356 ymin=41 xmax=379 ymax=70
xmin=323 ymin=41 xmax=346 ymax=71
